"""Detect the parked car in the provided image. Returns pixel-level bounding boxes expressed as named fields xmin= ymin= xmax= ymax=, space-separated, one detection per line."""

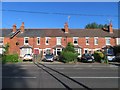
xmin=114 ymin=53 xmax=120 ymax=62
xmin=106 ymin=48 xmax=115 ymax=62
xmin=23 ymin=54 xmax=33 ymax=61
xmin=43 ymin=54 xmax=54 ymax=62
xmin=81 ymin=53 xmax=94 ymax=63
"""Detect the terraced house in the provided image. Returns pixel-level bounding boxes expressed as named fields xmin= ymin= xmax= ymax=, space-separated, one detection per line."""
xmin=0 ymin=22 xmax=119 ymax=58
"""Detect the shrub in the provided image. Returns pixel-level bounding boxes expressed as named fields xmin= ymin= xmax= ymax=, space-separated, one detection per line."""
xmin=94 ymin=51 xmax=105 ymax=62
xmin=61 ymin=51 xmax=78 ymax=63
xmin=2 ymin=54 xmax=19 ymax=63
xmin=60 ymin=42 xmax=78 ymax=63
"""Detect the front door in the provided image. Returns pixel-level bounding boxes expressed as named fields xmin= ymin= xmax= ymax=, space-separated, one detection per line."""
xmin=54 ymin=48 xmax=62 ymax=56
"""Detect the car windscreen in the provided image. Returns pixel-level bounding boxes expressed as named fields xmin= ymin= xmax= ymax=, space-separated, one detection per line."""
xmin=107 ymin=49 xmax=114 ymax=56
xmin=45 ymin=55 xmax=53 ymax=58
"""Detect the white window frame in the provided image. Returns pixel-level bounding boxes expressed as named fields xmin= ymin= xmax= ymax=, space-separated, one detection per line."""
xmin=24 ymin=37 xmax=29 ymax=45
xmin=37 ymin=37 xmax=40 ymax=45
xmin=86 ymin=37 xmax=89 ymax=45
xmin=94 ymin=37 xmax=98 ymax=45
xmin=45 ymin=37 xmax=50 ymax=45
xmin=105 ymin=37 xmax=111 ymax=45
xmin=56 ymin=37 xmax=62 ymax=45
xmin=73 ymin=37 xmax=78 ymax=45
xmin=0 ymin=37 xmax=4 ymax=45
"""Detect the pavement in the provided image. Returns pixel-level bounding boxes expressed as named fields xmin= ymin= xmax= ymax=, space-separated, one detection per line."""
xmin=2 ymin=62 xmax=120 ymax=89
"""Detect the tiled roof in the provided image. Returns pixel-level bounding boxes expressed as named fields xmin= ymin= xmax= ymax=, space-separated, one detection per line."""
xmin=1 ymin=28 xmax=119 ymax=38
xmin=1 ymin=29 xmax=13 ymax=37
xmin=69 ymin=29 xmax=119 ymax=37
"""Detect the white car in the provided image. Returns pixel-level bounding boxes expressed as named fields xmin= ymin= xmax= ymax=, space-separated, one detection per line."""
xmin=23 ymin=54 xmax=33 ymax=61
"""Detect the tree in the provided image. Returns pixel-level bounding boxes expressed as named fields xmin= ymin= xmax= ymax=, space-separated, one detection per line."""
xmin=60 ymin=42 xmax=78 ymax=63
xmin=3 ymin=43 xmax=10 ymax=55
xmin=85 ymin=22 xmax=108 ymax=29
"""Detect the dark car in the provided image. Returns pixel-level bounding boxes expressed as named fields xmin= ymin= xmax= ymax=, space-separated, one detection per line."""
xmin=81 ymin=53 xmax=94 ymax=63
xmin=43 ymin=54 xmax=54 ymax=62
xmin=114 ymin=53 xmax=120 ymax=62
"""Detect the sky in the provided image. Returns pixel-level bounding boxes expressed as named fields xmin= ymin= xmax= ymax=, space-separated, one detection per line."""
xmin=1 ymin=2 xmax=119 ymax=29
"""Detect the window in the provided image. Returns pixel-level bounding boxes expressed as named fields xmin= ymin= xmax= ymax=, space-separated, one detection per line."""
xmin=56 ymin=37 xmax=62 ymax=45
xmin=24 ymin=37 xmax=29 ymax=45
xmin=94 ymin=37 xmax=98 ymax=45
xmin=105 ymin=37 xmax=111 ymax=45
xmin=37 ymin=37 xmax=40 ymax=45
xmin=0 ymin=37 xmax=3 ymax=45
xmin=73 ymin=37 xmax=78 ymax=45
xmin=44 ymin=48 xmax=51 ymax=55
xmin=45 ymin=37 xmax=50 ymax=45
xmin=86 ymin=37 xmax=89 ymax=45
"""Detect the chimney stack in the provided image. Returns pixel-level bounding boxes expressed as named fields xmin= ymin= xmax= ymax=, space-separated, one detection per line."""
xmin=108 ymin=22 xmax=113 ymax=33
xmin=20 ymin=22 xmax=24 ymax=33
xmin=12 ymin=24 xmax=16 ymax=33
xmin=64 ymin=22 xmax=69 ymax=33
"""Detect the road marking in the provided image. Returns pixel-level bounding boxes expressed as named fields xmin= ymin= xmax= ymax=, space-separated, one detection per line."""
xmin=70 ymin=77 xmax=120 ymax=79
xmin=92 ymin=68 xmax=101 ymax=69
xmin=19 ymin=68 xmax=27 ymax=69
xmin=20 ymin=65 xmax=35 ymax=66
xmin=55 ymin=68 xmax=64 ymax=69
xmin=75 ymin=68 xmax=83 ymax=69
xmin=3 ymin=76 xmax=37 ymax=79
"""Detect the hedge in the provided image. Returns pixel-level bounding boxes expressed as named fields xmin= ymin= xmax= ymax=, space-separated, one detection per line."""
xmin=2 ymin=54 xmax=19 ymax=63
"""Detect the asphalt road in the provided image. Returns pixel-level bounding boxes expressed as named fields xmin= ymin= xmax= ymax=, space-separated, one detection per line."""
xmin=2 ymin=62 xmax=120 ymax=89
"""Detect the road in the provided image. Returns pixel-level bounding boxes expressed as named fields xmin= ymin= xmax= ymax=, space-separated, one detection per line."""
xmin=2 ymin=62 xmax=120 ymax=89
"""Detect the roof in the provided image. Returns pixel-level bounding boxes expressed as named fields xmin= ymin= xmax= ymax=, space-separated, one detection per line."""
xmin=1 ymin=29 xmax=12 ymax=37
xmin=1 ymin=28 xmax=119 ymax=38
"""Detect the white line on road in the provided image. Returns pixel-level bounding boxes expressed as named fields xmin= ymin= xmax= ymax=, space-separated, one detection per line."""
xmin=75 ymin=68 xmax=83 ymax=69
xmin=70 ymin=77 xmax=120 ymax=79
xmin=20 ymin=65 xmax=35 ymax=66
xmin=19 ymin=68 xmax=27 ymax=69
xmin=2 ymin=76 xmax=37 ymax=79
xmin=55 ymin=68 xmax=64 ymax=69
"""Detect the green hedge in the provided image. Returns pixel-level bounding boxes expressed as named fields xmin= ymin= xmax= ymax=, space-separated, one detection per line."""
xmin=61 ymin=51 xmax=78 ymax=63
xmin=94 ymin=51 xmax=105 ymax=62
xmin=2 ymin=54 xmax=19 ymax=63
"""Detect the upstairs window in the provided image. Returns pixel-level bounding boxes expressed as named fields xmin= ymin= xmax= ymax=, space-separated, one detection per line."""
xmin=37 ymin=37 xmax=40 ymax=45
xmin=86 ymin=37 xmax=89 ymax=45
xmin=56 ymin=37 xmax=62 ymax=45
xmin=73 ymin=37 xmax=78 ymax=45
xmin=0 ymin=37 xmax=3 ymax=45
xmin=105 ymin=37 xmax=111 ymax=45
xmin=94 ymin=37 xmax=98 ymax=45
xmin=45 ymin=37 xmax=50 ymax=45
xmin=24 ymin=37 xmax=29 ymax=45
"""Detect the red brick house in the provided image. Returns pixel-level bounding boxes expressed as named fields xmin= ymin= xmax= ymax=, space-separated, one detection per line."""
xmin=0 ymin=22 xmax=119 ymax=58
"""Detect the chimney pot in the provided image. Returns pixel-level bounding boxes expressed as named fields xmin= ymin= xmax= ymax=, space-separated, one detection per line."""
xmin=109 ymin=22 xmax=113 ymax=33
xmin=64 ymin=22 xmax=69 ymax=33
xmin=12 ymin=24 xmax=16 ymax=33
xmin=20 ymin=22 xmax=24 ymax=33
